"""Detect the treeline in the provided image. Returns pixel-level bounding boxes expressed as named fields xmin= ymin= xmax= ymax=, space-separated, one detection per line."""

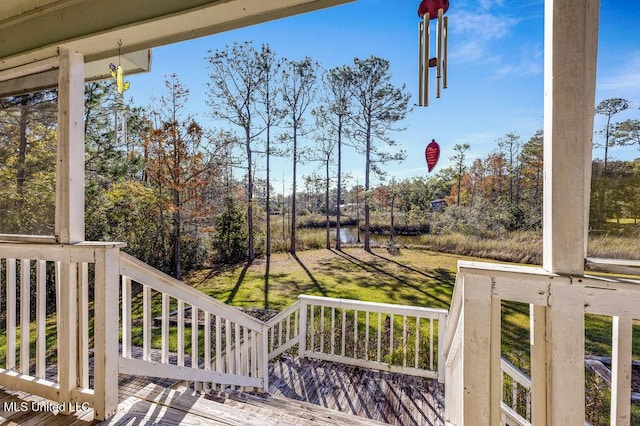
xmin=2 ymin=50 xmax=638 ymax=279
xmin=0 ymin=42 xmax=412 ymax=278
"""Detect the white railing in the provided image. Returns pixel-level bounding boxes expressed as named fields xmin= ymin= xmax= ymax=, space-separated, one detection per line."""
xmin=267 ymin=295 xmax=448 ymax=381
xmin=443 ymin=260 xmax=640 ymax=426
xmin=266 ymin=300 xmax=302 ymax=360
xmin=0 ymin=241 xmax=122 ymax=420
xmin=500 ymin=358 xmax=531 ymax=426
xmin=118 ymin=252 xmax=269 ymax=393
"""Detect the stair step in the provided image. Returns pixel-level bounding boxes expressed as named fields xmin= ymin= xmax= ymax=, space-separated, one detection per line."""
xmin=103 ymin=383 xmax=388 ymax=426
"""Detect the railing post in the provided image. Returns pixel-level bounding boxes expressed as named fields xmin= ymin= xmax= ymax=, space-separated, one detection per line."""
xmin=92 ymin=246 xmax=120 ymax=420
xmin=546 ymin=281 xmax=585 ymax=425
xmin=57 ymin=259 xmax=78 ymax=405
xmin=462 ymin=275 xmax=499 ymax=426
xmin=298 ymin=297 xmax=308 ymax=359
xmin=611 ymin=316 xmax=632 ymax=425
xmin=261 ymin=324 xmax=269 ymax=393
xmin=530 ymin=304 xmax=547 ymax=426
xmin=437 ymin=313 xmax=447 ymax=383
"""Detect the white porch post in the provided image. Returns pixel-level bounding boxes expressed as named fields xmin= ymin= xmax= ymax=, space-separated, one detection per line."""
xmin=93 ymin=246 xmax=120 ymax=420
xmin=461 ymin=275 xmax=500 ymax=425
xmin=55 ymin=48 xmax=85 ymax=405
xmin=55 ymin=48 xmax=85 ymax=244
xmin=542 ymin=0 xmax=599 ymax=425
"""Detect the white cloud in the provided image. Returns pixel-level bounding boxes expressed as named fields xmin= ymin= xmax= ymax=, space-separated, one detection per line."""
xmin=448 ymin=11 xmax=519 ymax=64
xmin=495 ymin=43 xmax=543 ymax=78
xmin=598 ymin=51 xmax=640 ymax=95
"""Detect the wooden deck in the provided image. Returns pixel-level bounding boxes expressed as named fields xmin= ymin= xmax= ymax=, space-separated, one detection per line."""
xmin=0 ymin=355 xmax=444 ymax=425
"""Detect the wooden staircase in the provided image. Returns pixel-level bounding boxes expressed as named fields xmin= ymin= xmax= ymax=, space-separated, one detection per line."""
xmin=102 ymin=383 xmax=390 ymax=426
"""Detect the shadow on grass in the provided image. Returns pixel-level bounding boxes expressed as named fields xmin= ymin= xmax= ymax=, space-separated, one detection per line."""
xmin=292 ymin=252 xmax=328 ymax=297
xmin=225 ymin=263 xmax=250 ymax=304
xmin=330 ymin=249 xmax=450 ymax=308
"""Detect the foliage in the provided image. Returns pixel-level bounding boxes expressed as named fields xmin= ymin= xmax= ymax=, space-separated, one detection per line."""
xmin=213 ymin=196 xmax=248 ymax=263
xmin=0 ymin=91 xmax=57 ymax=235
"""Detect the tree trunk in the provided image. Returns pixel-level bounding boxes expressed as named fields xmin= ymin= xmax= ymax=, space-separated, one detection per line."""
xmin=173 ymin=191 xmax=182 ymax=280
xmin=325 ymin=158 xmax=331 ymax=249
xmin=335 ymin=119 xmax=342 ymax=251
xmin=266 ymin=125 xmax=271 ymax=260
xmin=364 ymin=125 xmax=371 ymax=253
xmin=246 ymin=129 xmax=255 ymax=263
xmin=290 ymin=126 xmax=298 ymax=255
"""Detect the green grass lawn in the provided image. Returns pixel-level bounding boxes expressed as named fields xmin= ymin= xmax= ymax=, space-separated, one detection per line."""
xmin=187 ymin=247 xmax=458 ymax=311
xmin=185 ymin=247 xmax=640 ymax=364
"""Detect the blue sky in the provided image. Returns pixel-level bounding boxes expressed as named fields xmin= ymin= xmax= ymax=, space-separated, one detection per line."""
xmin=126 ymin=0 xmax=640 ymax=190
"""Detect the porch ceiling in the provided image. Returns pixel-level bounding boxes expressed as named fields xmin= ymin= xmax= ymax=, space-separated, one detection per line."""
xmin=0 ymin=0 xmax=353 ymax=72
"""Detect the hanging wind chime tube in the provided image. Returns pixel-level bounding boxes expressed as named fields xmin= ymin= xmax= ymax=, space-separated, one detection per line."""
xmin=417 ymin=0 xmax=449 ymax=107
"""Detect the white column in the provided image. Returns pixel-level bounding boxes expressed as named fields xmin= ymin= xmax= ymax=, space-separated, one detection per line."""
xmin=93 ymin=246 xmax=120 ymax=420
xmin=55 ymin=48 xmax=85 ymax=410
xmin=543 ymin=0 xmax=599 ymax=275
xmin=611 ymin=316 xmax=633 ymax=425
xmin=462 ymin=275 xmax=499 ymax=425
xmin=530 ymin=304 xmax=547 ymax=426
xmin=55 ymin=48 xmax=85 ymax=244
xmin=543 ymin=1 xmax=599 ymax=424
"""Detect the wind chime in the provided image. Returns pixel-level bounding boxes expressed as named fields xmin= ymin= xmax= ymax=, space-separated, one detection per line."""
xmin=417 ymin=0 xmax=449 ymax=106
xmin=109 ymin=40 xmax=130 ymax=149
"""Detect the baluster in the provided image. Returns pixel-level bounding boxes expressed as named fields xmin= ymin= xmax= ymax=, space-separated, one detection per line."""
xmin=389 ymin=314 xmax=394 ymax=359
xmin=377 ymin=312 xmax=382 ymax=363
xmin=415 ymin=316 xmax=420 ymax=369
xmin=226 ymin=319 xmax=233 ymax=385
xmin=402 ymin=315 xmax=407 ymax=367
xmin=204 ymin=311 xmax=211 ymax=389
xmin=78 ymin=262 xmax=89 ymax=386
xmin=341 ymin=308 xmax=346 ymax=356
xmin=430 ymin=318 xmax=434 ymax=371
xmin=320 ymin=306 xmax=325 ymax=353
xmin=331 ymin=307 xmax=335 ymax=355
xmin=215 ymin=315 xmax=222 ymax=391
xmin=121 ymin=276 xmax=132 ymax=358
xmin=36 ymin=260 xmax=46 ymax=379
xmin=310 ymin=304 xmax=315 ymax=353
xmin=286 ymin=314 xmax=291 ymax=342
xmin=7 ymin=258 xmax=16 ymax=370
xmin=161 ymin=293 xmax=169 ymax=364
xmin=20 ymin=259 xmax=30 ymax=374
xmin=234 ymin=323 xmax=241 ymax=379
xmin=354 ymin=309 xmax=358 ymax=358
xmin=192 ymin=306 xmax=199 ymax=369
xmin=143 ymin=285 xmax=151 ymax=361
xmin=177 ymin=301 xmax=184 ymax=366
xmin=365 ymin=311 xmax=369 ymax=361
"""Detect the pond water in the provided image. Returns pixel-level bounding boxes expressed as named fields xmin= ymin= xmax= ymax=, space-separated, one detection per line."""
xmin=330 ymin=226 xmax=418 ymax=245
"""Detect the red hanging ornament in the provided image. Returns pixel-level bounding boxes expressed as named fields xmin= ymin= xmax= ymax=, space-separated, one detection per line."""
xmin=425 ymin=139 xmax=440 ymax=173
xmin=417 ymin=0 xmax=450 ymax=19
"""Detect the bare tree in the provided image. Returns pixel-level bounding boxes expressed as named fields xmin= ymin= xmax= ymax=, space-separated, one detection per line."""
xmin=311 ymin=106 xmax=337 ymax=248
xmin=206 ymin=42 xmax=264 ymax=263
xmin=321 ymin=66 xmax=352 ymax=250
xmin=255 ymin=44 xmax=284 ymax=262
xmin=348 ymin=56 xmax=410 ymax=252
xmin=450 ymin=143 xmax=471 ymax=207
xmin=280 ymin=57 xmax=318 ymax=255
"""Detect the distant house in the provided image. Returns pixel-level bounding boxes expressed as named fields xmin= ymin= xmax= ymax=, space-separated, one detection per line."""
xmin=430 ymin=199 xmax=446 ymax=210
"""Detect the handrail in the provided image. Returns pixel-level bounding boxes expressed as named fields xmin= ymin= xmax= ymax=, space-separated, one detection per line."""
xmin=442 ymin=272 xmax=463 ymax=358
xmin=585 ymin=257 xmax=640 ymax=277
xmin=298 ymin=295 xmax=449 ymax=317
xmin=120 ymin=252 xmax=263 ymax=331
xmin=266 ymin=300 xmax=301 ymax=327
xmin=296 ymin=295 xmax=447 ymax=381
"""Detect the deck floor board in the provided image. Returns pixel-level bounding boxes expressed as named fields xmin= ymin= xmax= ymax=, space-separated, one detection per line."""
xmin=0 ymin=353 xmax=444 ymax=425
